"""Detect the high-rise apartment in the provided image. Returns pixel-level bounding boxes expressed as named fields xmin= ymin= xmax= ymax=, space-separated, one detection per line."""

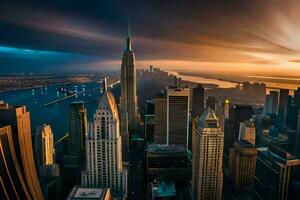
xmin=192 ymin=108 xmax=223 ymax=200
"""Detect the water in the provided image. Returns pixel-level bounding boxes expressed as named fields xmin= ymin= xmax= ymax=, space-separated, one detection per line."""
xmin=178 ymin=74 xmax=237 ymax=88
xmin=0 ymin=82 xmax=102 ymax=140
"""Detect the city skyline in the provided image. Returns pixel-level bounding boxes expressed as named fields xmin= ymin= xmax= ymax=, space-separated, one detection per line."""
xmin=1 ymin=0 xmax=300 ymax=78
xmin=1 ymin=1 xmax=300 ymax=200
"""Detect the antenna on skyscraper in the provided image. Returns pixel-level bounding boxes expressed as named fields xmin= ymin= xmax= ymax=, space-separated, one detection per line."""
xmin=126 ymin=18 xmax=132 ymax=51
xmin=102 ymin=78 xmax=107 ymax=92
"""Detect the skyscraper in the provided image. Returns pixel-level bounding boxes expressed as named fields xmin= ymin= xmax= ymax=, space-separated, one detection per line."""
xmin=120 ymin=24 xmax=138 ymax=129
xmin=191 ymin=85 xmax=204 ymax=153
xmin=68 ymin=101 xmax=88 ymax=170
xmin=35 ymin=124 xmax=62 ymax=200
xmin=167 ymin=87 xmax=190 ymax=147
xmin=35 ymin=124 xmax=55 ymax=166
xmin=0 ymin=125 xmax=32 ymax=199
xmin=294 ymin=111 xmax=300 ymax=158
xmin=268 ymin=91 xmax=279 ymax=114
xmin=192 ymin=108 xmax=223 ymax=200
xmin=294 ymin=87 xmax=300 ymax=110
xmin=82 ymin=80 xmax=127 ymax=198
xmin=263 ymin=94 xmax=270 ymax=115
xmin=278 ymin=89 xmax=289 ymax=125
xmin=191 ymin=84 xmax=204 ymax=118
xmin=255 ymin=145 xmax=300 ymax=200
xmin=224 ymin=98 xmax=230 ymax=119
xmin=0 ymin=102 xmax=44 ymax=200
xmin=238 ymin=119 xmax=256 ymax=145
xmin=206 ymin=96 xmax=216 ymax=111
xmin=229 ymin=140 xmax=257 ymax=192
xmin=154 ymin=95 xmax=167 ymax=144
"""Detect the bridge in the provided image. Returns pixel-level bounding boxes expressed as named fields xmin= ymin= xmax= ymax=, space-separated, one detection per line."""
xmin=43 ymin=80 xmax=120 ymax=107
xmin=55 ymin=133 xmax=70 ymax=147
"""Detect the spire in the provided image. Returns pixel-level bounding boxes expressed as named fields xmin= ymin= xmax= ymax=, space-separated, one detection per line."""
xmin=126 ymin=21 xmax=132 ymax=51
xmin=102 ymin=78 xmax=107 ymax=92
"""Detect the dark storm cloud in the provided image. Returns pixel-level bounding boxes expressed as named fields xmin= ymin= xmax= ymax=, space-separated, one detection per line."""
xmin=0 ymin=0 xmax=300 ymax=74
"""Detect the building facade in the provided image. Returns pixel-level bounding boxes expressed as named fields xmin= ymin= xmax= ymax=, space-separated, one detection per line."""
xmin=146 ymin=144 xmax=188 ymax=183
xmin=255 ymin=145 xmax=300 ymax=200
xmin=68 ymin=101 xmax=88 ymax=171
xmin=229 ymin=140 xmax=257 ymax=191
xmin=35 ymin=124 xmax=55 ymax=166
xmin=191 ymin=84 xmax=204 ymax=119
xmin=278 ymin=89 xmax=289 ymax=125
xmin=294 ymin=111 xmax=300 ymax=158
xmin=82 ymin=80 xmax=127 ymax=198
xmin=154 ymin=95 xmax=167 ymax=144
xmin=206 ymin=96 xmax=216 ymax=111
xmin=192 ymin=108 xmax=224 ymax=200
xmin=120 ymin=25 xmax=138 ymax=129
xmin=167 ymin=87 xmax=190 ymax=147
xmin=0 ymin=102 xmax=44 ymax=200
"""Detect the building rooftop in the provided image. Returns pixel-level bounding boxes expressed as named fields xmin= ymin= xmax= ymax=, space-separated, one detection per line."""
xmin=258 ymin=146 xmax=300 ymax=166
xmin=147 ymin=144 xmax=186 ymax=153
xmin=151 ymin=181 xmax=176 ymax=198
xmin=236 ymin=139 xmax=255 ymax=148
xmin=67 ymin=186 xmax=109 ymax=200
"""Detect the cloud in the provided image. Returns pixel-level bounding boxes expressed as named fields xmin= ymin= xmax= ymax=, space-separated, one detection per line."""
xmin=1 ymin=0 xmax=300 ymax=76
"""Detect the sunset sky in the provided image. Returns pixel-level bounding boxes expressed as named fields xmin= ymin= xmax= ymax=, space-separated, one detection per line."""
xmin=1 ymin=0 xmax=300 ymax=77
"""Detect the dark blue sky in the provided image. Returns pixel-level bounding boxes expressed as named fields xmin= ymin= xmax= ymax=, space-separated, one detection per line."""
xmin=1 ymin=0 xmax=300 ymax=76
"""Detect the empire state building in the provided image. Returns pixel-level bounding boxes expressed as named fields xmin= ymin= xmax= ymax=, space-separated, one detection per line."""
xmin=120 ymin=25 xmax=138 ymax=130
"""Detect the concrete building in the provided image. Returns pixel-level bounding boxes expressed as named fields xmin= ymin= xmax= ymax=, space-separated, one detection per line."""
xmin=192 ymin=108 xmax=223 ymax=200
xmin=238 ymin=119 xmax=256 ymax=145
xmin=167 ymin=87 xmax=190 ymax=147
xmin=67 ymin=186 xmax=111 ymax=200
xmin=82 ymin=80 xmax=127 ymax=198
xmin=0 ymin=102 xmax=44 ymax=200
xmin=229 ymin=140 xmax=257 ymax=191
xmin=255 ymin=145 xmax=300 ymax=200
